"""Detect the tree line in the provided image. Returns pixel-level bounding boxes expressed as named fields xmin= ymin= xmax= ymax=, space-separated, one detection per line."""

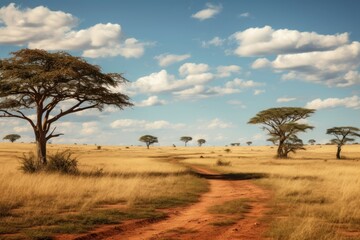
xmin=0 ymin=49 xmax=359 ymax=171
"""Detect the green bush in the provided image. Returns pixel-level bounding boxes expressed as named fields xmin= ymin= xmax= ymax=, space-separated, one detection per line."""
xmin=19 ymin=150 xmax=78 ymax=174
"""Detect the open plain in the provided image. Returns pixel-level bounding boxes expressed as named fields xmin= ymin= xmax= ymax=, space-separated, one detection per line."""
xmin=0 ymin=143 xmax=359 ymax=240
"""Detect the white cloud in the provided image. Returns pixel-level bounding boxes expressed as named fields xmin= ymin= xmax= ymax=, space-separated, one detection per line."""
xmin=232 ymin=25 xmax=349 ymax=56
xmin=225 ymin=78 xmax=264 ymax=88
xmin=277 ymin=97 xmax=297 ymax=103
xmin=205 ymin=118 xmax=233 ymax=129
xmin=271 ymin=42 xmax=360 ymax=87
xmin=305 ymin=96 xmax=360 ymax=110
xmin=239 ymin=12 xmax=250 ymax=18
xmin=227 ymin=100 xmax=246 ymax=108
xmin=179 ymin=63 xmax=210 ymax=76
xmin=191 ymin=3 xmax=222 ymax=21
xmin=251 ymin=58 xmax=271 ymax=69
xmin=0 ymin=3 xmax=147 ymax=58
xmin=254 ymin=89 xmax=265 ymax=95
xmin=136 ymin=96 xmax=167 ymax=107
xmin=202 ymin=36 xmax=225 ymax=47
xmin=133 ymin=68 xmax=213 ymax=94
xmin=216 ymin=65 xmax=241 ymax=77
xmin=110 ymin=119 xmax=185 ymax=131
xmin=81 ymin=122 xmax=99 ymax=135
xmin=154 ymin=53 xmax=191 ymax=67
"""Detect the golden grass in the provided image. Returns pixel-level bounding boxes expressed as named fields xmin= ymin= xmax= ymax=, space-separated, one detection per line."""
xmin=1 ymin=143 xmax=360 ymax=239
xmin=181 ymin=144 xmax=360 ymax=240
xmin=0 ymin=143 xmax=207 ymax=238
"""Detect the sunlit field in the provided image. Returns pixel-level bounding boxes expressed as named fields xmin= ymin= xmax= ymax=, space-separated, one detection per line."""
xmin=0 ymin=143 xmax=359 ymax=239
xmin=182 ymin=144 xmax=360 ymax=240
xmin=0 ymin=143 xmax=207 ymax=239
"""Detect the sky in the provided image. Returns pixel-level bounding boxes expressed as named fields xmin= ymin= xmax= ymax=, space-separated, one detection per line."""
xmin=0 ymin=0 xmax=359 ymax=146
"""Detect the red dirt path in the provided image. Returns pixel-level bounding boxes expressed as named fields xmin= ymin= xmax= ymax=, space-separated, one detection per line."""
xmin=56 ymin=165 xmax=271 ymax=240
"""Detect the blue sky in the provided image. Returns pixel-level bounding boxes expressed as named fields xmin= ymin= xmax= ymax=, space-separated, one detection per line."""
xmin=0 ymin=0 xmax=359 ymax=146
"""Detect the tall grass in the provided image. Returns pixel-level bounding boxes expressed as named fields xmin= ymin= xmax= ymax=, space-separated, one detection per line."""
xmin=181 ymin=145 xmax=360 ymax=240
xmin=0 ymin=143 xmax=207 ymax=238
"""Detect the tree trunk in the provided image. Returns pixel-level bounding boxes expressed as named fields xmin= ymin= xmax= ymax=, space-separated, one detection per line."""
xmin=277 ymin=140 xmax=287 ymax=158
xmin=336 ymin=145 xmax=341 ymax=159
xmin=146 ymin=143 xmax=150 ymax=149
xmin=36 ymin=134 xmax=47 ymax=165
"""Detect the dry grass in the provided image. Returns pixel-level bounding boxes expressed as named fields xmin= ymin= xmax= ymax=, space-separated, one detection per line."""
xmin=1 ymin=143 xmax=360 ymax=239
xmin=0 ymin=143 xmax=207 ymax=239
xmin=181 ymin=144 xmax=360 ymax=240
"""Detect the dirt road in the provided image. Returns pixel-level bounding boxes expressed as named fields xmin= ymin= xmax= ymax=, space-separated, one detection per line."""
xmin=66 ymin=164 xmax=271 ymax=240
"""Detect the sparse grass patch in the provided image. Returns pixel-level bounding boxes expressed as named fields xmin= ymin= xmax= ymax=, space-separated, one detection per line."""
xmin=210 ymin=219 xmax=237 ymax=226
xmin=209 ymin=199 xmax=250 ymax=215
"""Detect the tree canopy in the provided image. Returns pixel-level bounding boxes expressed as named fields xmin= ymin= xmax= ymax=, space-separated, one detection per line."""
xmin=197 ymin=139 xmax=206 ymax=146
xmin=326 ymin=126 xmax=360 ymax=159
xmin=248 ymin=107 xmax=315 ymax=158
xmin=180 ymin=136 xmax=192 ymax=146
xmin=3 ymin=134 xmax=21 ymax=143
xmin=0 ymin=49 xmax=132 ymax=164
xmin=139 ymin=135 xmax=158 ymax=149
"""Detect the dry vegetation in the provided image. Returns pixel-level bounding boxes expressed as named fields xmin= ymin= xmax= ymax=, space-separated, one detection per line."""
xmin=182 ymin=144 xmax=360 ymax=240
xmin=0 ymin=143 xmax=207 ymax=239
xmin=0 ymin=143 xmax=360 ymax=240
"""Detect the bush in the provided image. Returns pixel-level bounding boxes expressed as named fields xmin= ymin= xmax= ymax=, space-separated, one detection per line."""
xmin=216 ymin=159 xmax=231 ymax=166
xmin=46 ymin=150 xmax=78 ymax=174
xmin=19 ymin=152 xmax=41 ymax=173
xmin=19 ymin=150 xmax=78 ymax=174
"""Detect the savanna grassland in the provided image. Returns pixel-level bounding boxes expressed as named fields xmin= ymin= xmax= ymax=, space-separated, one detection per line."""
xmin=0 ymin=143 xmax=359 ymax=240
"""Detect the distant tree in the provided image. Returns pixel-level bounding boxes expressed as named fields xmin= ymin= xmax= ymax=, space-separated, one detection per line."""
xmin=308 ymin=139 xmax=316 ymax=145
xmin=246 ymin=141 xmax=252 ymax=146
xmin=3 ymin=134 xmax=21 ymax=143
xmin=230 ymin=143 xmax=240 ymax=146
xmin=326 ymin=126 xmax=360 ymax=159
xmin=180 ymin=136 xmax=192 ymax=146
xmin=0 ymin=49 xmax=132 ymax=165
xmin=197 ymin=139 xmax=206 ymax=146
xmin=248 ymin=107 xmax=315 ymax=158
xmin=139 ymin=135 xmax=158 ymax=149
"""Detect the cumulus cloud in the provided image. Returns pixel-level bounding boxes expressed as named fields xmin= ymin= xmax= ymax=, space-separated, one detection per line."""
xmin=136 ymin=96 xmax=167 ymax=107
xmin=270 ymin=41 xmax=360 ymax=87
xmin=110 ymin=119 xmax=185 ymax=131
xmin=179 ymin=63 xmax=210 ymax=76
xmin=154 ymin=53 xmax=191 ymax=67
xmin=81 ymin=122 xmax=99 ymax=135
xmin=174 ymin=78 xmax=263 ymax=99
xmin=305 ymin=96 xmax=360 ymax=110
xmin=232 ymin=25 xmax=349 ymax=56
xmin=201 ymin=36 xmax=225 ymax=47
xmin=277 ymin=97 xmax=296 ymax=103
xmin=216 ymin=65 xmax=241 ymax=77
xmin=0 ymin=3 xmax=147 ymax=58
xmin=204 ymin=118 xmax=233 ymax=129
xmin=191 ymin=3 xmax=222 ymax=21
xmin=133 ymin=67 xmax=213 ymax=94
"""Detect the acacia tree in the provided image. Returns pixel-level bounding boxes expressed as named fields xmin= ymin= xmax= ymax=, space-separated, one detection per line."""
xmin=308 ymin=139 xmax=316 ymax=145
xmin=246 ymin=141 xmax=252 ymax=146
xmin=248 ymin=107 xmax=315 ymax=158
xmin=197 ymin=139 xmax=206 ymax=146
xmin=139 ymin=135 xmax=158 ymax=149
xmin=180 ymin=136 xmax=192 ymax=146
xmin=326 ymin=126 xmax=360 ymax=159
xmin=0 ymin=49 xmax=132 ymax=165
xmin=3 ymin=134 xmax=21 ymax=143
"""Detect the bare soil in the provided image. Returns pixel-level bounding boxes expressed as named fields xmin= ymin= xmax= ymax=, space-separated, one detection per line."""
xmin=57 ymin=164 xmax=271 ymax=240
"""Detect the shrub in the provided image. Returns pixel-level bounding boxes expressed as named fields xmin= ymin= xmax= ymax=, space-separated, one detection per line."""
xmin=224 ymin=148 xmax=231 ymax=153
xmin=97 ymin=146 xmax=101 ymax=150
xmin=46 ymin=150 xmax=78 ymax=174
xmin=19 ymin=152 xmax=41 ymax=173
xmin=19 ymin=150 xmax=78 ymax=174
xmin=216 ymin=159 xmax=231 ymax=166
